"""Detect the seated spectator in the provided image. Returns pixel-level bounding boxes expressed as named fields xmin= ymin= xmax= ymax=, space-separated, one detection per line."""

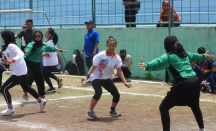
xmin=201 ymin=62 xmax=216 ymax=94
xmin=120 ymin=49 xmax=132 ymax=79
xmin=64 ymin=49 xmax=84 ymax=75
xmin=196 ymin=47 xmax=213 ymax=80
xmin=156 ymin=1 xmax=181 ymax=27
xmin=112 ymin=49 xmax=132 ymax=82
xmin=191 ymin=62 xmax=202 ymax=85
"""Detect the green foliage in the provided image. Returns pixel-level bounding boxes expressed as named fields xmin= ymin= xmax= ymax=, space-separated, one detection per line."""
xmin=145 ymin=72 xmax=155 ymax=80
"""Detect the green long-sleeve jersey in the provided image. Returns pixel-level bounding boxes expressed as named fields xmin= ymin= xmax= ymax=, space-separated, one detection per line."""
xmin=24 ymin=42 xmax=56 ymax=63
xmin=145 ymin=52 xmax=206 ymax=82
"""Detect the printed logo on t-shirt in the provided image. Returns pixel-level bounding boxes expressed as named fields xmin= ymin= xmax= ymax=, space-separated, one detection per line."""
xmin=99 ymin=59 xmax=109 ymax=78
xmin=6 ymin=53 xmax=10 ymax=57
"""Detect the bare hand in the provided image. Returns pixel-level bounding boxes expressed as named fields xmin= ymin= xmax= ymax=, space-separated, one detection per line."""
xmin=138 ymin=63 xmax=146 ymax=70
xmin=93 ymin=51 xmax=96 ymax=56
xmin=81 ymin=77 xmax=88 ymax=83
xmin=123 ymin=2 xmax=130 ymax=6
xmin=203 ymin=70 xmax=209 ymax=74
xmin=205 ymin=50 xmax=215 ymax=62
xmin=7 ymin=60 xmax=12 ymax=65
xmin=25 ymin=51 xmax=29 ymax=55
xmin=81 ymin=52 xmax=84 ymax=58
xmin=42 ymin=53 xmax=48 ymax=57
xmin=124 ymin=82 xmax=132 ymax=88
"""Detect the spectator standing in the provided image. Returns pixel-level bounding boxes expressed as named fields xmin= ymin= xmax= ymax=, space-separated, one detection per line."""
xmin=15 ymin=19 xmax=36 ymax=51
xmin=81 ymin=20 xmax=99 ymax=71
xmin=123 ymin=0 xmax=140 ymax=28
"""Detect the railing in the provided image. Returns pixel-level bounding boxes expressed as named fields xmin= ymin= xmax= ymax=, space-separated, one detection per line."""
xmin=0 ymin=0 xmax=215 ymax=28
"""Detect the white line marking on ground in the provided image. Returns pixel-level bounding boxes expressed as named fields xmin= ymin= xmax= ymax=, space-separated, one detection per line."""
xmin=1 ymin=76 xmax=216 ymax=105
xmin=67 ymin=86 xmax=216 ymax=103
xmin=0 ymin=93 xmax=110 ymax=107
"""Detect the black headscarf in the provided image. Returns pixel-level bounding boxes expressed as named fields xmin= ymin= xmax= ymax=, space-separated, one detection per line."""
xmin=74 ymin=49 xmax=84 ymax=75
xmin=164 ymin=35 xmax=187 ymax=58
xmin=74 ymin=49 xmax=81 ymax=62
xmin=32 ymin=30 xmax=44 ymax=52
xmin=1 ymin=30 xmax=17 ymax=51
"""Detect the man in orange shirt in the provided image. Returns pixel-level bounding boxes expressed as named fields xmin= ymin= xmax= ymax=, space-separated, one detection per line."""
xmin=156 ymin=1 xmax=181 ymax=27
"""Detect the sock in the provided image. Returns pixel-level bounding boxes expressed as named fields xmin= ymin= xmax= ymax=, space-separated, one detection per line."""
xmin=8 ymin=107 xmax=13 ymax=109
xmin=88 ymin=110 xmax=93 ymax=113
xmin=199 ymin=129 xmax=205 ymax=131
xmin=110 ymin=107 xmax=115 ymax=111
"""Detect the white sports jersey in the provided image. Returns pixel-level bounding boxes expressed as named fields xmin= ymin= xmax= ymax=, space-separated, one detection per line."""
xmin=43 ymin=39 xmax=58 ymax=66
xmin=5 ymin=44 xmax=27 ymax=76
xmin=90 ymin=50 xmax=122 ymax=81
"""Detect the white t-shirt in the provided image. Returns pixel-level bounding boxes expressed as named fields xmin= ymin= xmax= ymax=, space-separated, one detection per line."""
xmin=5 ymin=44 xmax=27 ymax=76
xmin=21 ymin=37 xmax=26 ymax=46
xmin=43 ymin=39 xmax=58 ymax=66
xmin=90 ymin=50 xmax=122 ymax=81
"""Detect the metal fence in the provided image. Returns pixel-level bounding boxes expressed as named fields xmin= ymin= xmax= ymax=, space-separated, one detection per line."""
xmin=0 ymin=0 xmax=215 ymax=28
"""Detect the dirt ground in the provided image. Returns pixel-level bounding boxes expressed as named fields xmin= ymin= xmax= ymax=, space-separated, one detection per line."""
xmin=0 ymin=75 xmax=216 ymax=131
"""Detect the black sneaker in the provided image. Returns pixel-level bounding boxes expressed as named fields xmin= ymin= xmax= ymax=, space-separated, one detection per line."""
xmin=109 ymin=110 xmax=121 ymax=116
xmin=46 ymin=88 xmax=56 ymax=93
xmin=87 ymin=111 xmax=97 ymax=120
xmin=57 ymin=78 xmax=63 ymax=89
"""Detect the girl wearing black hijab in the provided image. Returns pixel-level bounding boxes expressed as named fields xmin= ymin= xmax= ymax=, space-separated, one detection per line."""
xmin=138 ymin=35 xmax=214 ymax=131
xmin=22 ymin=30 xmax=67 ymax=100
xmin=0 ymin=30 xmax=47 ymax=115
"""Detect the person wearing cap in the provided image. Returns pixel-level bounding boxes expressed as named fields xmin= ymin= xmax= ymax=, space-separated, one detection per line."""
xmin=201 ymin=62 xmax=216 ymax=94
xmin=119 ymin=49 xmax=132 ymax=79
xmin=196 ymin=47 xmax=213 ymax=80
xmin=123 ymin=0 xmax=140 ymax=27
xmin=81 ymin=20 xmax=99 ymax=71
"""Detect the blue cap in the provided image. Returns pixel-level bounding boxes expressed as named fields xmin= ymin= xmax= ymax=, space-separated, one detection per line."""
xmin=84 ymin=19 xmax=94 ymax=24
xmin=212 ymin=62 xmax=216 ymax=66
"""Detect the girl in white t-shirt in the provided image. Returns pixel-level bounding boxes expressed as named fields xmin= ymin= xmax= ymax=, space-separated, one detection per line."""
xmin=0 ymin=30 xmax=47 ymax=115
xmin=42 ymin=28 xmax=63 ymax=93
xmin=81 ymin=36 xmax=132 ymax=120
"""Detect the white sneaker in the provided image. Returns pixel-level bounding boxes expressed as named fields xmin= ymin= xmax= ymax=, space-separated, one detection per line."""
xmin=1 ymin=108 xmax=14 ymax=115
xmin=40 ymin=99 xmax=47 ymax=111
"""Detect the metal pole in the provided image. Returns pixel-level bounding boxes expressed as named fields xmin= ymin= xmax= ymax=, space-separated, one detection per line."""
xmin=171 ymin=0 xmax=173 ymax=27
xmin=92 ymin=0 xmax=96 ymax=28
xmin=29 ymin=0 xmax=33 ymax=19
xmin=168 ymin=0 xmax=171 ymax=35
